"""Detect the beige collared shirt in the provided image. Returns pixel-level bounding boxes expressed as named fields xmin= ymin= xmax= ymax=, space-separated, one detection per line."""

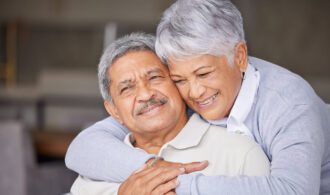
xmin=71 ymin=114 xmax=270 ymax=195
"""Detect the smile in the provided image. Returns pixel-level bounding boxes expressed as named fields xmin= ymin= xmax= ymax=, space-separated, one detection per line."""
xmin=196 ymin=92 xmax=219 ymax=107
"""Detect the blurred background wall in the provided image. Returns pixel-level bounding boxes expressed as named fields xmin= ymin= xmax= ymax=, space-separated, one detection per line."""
xmin=0 ymin=0 xmax=329 ymax=194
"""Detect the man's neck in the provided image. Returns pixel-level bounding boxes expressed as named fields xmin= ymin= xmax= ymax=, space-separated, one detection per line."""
xmin=133 ymin=114 xmax=188 ymax=154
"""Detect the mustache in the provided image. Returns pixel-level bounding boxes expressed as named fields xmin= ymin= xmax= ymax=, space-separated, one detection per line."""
xmin=135 ymin=97 xmax=168 ymax=115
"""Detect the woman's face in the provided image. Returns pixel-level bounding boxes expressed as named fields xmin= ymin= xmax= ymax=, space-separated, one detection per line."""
xmin=167 ymin=44 xmax=247 ymax=120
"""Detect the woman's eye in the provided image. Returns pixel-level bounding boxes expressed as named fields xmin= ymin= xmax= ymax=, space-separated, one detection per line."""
xmin=173 ymin=79 xmax=186 ymax=85
xmin=198 ymin=72 xmax=211 ymax=78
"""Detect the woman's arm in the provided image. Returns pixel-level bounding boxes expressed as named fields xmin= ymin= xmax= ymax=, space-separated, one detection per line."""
xmin=65 ymin=116 xmax=155 ymax=182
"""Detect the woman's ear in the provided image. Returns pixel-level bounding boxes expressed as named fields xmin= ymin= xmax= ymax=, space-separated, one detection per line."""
xmin=104 ymin=100 xmax=123 ymax=124
xmin=234 ymin=42 xmax=248 ymax=72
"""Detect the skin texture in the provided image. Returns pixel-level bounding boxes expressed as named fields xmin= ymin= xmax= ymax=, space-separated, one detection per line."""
xmin=168 ymin=42 xmax=248 ymax=120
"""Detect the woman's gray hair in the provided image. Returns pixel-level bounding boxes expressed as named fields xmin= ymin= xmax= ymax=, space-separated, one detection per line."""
xmin=98 ymin=32 xmax=156 ymax=101
xmin=155 ymin=0 xmax=245 ymax=65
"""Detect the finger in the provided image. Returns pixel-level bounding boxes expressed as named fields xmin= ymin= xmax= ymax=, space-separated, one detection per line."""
xmin=133 ymin=163 xmax=148 ymax=174
xmin=122 ymin=166 xmax=161 ymax=191
xmin=128 ymin=166 xmax=179 ymax=187
xmin=146 ymin=167 xmax=184 ymax=191
xmin=164 ymin=191 xmax=176 ymax=195
xmin=127 ymin=167 xmax=182 ymax=194
xmin=151 ymin=179 xmax=178 ymax=195
xmin=130 ymin=165 xmax=161 ymax=179
xmin=183 ymin=160 xmax=208 ymax=173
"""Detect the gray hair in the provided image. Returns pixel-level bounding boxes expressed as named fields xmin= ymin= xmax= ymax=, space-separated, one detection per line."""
xmin=155 ymin=0 xmax=245 ymax=65
xmin=98 ymin=32 xmax=156 ymax=101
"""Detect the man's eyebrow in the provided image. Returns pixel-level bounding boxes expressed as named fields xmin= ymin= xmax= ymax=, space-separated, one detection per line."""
xmin=147 ymin=68 xmax=163 ymax=75
xmin=118 ymin=79 xmax=133 ymax=87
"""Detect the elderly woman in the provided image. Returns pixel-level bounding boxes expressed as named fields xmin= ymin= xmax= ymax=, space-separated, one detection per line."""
xmin=66 ymin=0 xmax=330 ymax=194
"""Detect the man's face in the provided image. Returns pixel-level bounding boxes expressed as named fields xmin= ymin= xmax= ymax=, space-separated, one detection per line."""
xmin=168 ymin=43 xmax=247 ymax=120
xmin=105 ymin=50 xmax=187 ymax=136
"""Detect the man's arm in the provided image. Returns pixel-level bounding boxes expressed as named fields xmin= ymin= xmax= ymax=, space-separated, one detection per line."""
xmin=176 ymin=104 xmax=324 ymax=195
xmin=65 ymin=116 xmax=155 ymax=182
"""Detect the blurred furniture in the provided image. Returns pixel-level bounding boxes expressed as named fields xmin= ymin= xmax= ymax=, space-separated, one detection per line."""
xmin=0 ymin=121 xmax=26 ymax=195
xmin=0 ymin=121 xmax=77 ymax=195
xmin=33 ymin=131 xmax=78 ymax=158
xmin=0 ymin=70 xmax=105 ymax=131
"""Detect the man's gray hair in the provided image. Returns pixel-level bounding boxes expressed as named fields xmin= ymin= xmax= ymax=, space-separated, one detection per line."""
xmin=155 ymin=0 xmax=245 ymax=65
xmin=98 ymin=32 xmax=156 ymax=101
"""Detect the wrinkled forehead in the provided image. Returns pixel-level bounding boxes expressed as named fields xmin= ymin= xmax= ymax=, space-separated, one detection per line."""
xmin=109 ymin=51 xmax=169 ymax=84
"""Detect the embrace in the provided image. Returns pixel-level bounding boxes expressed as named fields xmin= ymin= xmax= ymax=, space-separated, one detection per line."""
xmin=66 ymin=0 xmax=330 ymax=194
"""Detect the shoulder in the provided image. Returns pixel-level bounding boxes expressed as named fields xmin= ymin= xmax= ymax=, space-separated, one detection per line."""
xmin=248 ymin=57 xmax=324 ymax=117
xmin=251 ymin=57 xmax=317 ymax=104
xmin=248 ymin=57 xmax=327 ymax=144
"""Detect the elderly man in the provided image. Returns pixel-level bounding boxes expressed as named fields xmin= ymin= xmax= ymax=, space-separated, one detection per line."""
xmin=66 ymin=0 xmax=330 ymax=194
xmin=70 ymin=33 xmax=269 ymax=195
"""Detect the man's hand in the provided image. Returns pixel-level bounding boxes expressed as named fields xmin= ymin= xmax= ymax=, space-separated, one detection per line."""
xmin=118 ymin=160 xmax=208 ymax=195
xmin=118 ymin=165 xmax=182 ymax=195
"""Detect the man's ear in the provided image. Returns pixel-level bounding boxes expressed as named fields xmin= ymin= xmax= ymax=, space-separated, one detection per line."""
xmin=104 ymin=100 xmax=123 ymax=124
xmin=234 ymin=42 xmax=248 ymax=72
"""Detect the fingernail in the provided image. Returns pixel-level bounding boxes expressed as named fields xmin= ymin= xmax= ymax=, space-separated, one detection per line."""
xmin=176 ymin=178 xmax=180 ymax=186
xmin=179 ymin=167 xmax=185 ymax=173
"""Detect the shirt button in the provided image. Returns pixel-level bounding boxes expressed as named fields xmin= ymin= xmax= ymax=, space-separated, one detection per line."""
xmin=235 ymin=130 xmax=243 ymax=134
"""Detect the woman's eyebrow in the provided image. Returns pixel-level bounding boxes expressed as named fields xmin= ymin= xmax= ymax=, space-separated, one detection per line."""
xmin=193 ymin=65 xmax=212 ymax=74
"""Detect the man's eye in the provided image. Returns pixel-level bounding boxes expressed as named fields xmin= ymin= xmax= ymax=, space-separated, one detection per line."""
xmin=120 ymin=86 xmax=130 ymax=94
xmin=149 ymin=75 xmax=162 ymax=80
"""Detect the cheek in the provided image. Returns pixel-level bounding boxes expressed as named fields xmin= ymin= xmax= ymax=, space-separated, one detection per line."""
xmin=176 ymin=85 xmax=190 ymax=100
xmin=117 ymin=99 xmax=135 ymax=115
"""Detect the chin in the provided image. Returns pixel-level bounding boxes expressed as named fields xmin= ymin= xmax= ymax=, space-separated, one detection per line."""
xmin=200 ymin=110 xmax=225 ymax=121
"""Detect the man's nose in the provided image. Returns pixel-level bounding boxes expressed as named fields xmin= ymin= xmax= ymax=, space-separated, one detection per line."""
xmin=136 ymin=83 xmax=154 ymax=102
xmin=188 ymin=81 xmax=206 ymax=100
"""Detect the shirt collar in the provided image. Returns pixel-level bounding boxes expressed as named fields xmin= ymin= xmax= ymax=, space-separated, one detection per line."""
xmin=207 ymin=63 xmax=260 ymax=137
xmin=123 ymin=113 xmax=210 ymax=150
xmin=124 ymin=133 xmax=135 ymax=148
xmin=166 ymin=114 xmax=210 ymax=149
